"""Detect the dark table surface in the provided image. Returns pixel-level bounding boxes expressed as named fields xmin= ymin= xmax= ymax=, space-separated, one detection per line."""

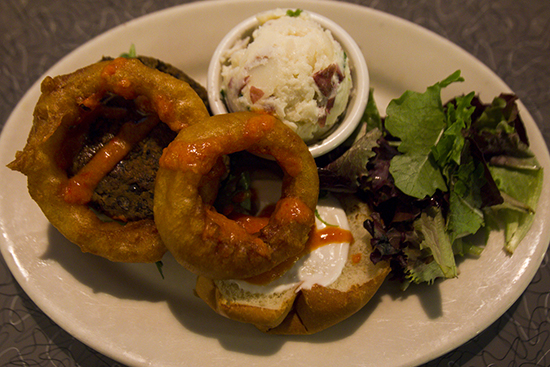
xmin=1 ymin=0 xmax=549 ymax=366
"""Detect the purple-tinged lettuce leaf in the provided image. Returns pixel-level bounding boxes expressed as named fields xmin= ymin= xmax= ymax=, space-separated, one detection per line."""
xmin=318 ymin=91 xmax=383 ymax=193
xmin=318 ymin=128 xmax=382 ymax=193
xmin=465 ymin=137 xmax=504 ymax=208
xmin=360 ymin=137 xmax=401 ymax=206
xmin=468 ymin=94 xmax=532 ymax=159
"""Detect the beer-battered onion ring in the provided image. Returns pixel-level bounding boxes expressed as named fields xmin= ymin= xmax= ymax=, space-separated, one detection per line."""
xmin=154 ymin=112 xmax=319 ymax=279
xmin=8 ymin=57 xmax=210 ymax=263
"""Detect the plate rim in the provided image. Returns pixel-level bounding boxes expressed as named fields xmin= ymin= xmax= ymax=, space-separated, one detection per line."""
xmin=1 ymin=1 xmax=549 ymax=366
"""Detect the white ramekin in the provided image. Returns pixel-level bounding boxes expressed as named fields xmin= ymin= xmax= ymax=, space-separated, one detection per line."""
xmin=207 ymin=9 xmax=369 ymax=158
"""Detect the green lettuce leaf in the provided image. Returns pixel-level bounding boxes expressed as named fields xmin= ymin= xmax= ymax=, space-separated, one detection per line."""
xmin=363 ymin=88 xmax=383 ymax=132
xmin=488 ymin=164 xmax=543 ymax=252
xmin=447 ymin=149 xmax=486 ymax=243
xmin=432 ymin=92 xmax=476 ymax=169
xmin=406 ymin=256 xmax=446 ymax=286
xmin=389 ymin=153 xmax=447 ymax=199
xmin=414 ymin=206 xmax=457 ymax=279
xmin=386 ymin=71 xmax=464 ymax=198
xmin=120 ymin=44 xmax=137 ymax=58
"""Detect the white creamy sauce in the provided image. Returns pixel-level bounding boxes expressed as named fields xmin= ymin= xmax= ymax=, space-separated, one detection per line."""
xmin=228 ymin=176 xmax=350 ymax=294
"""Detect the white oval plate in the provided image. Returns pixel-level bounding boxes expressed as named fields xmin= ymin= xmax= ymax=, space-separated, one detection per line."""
xmin=1 ymin=1 xmax=549 ymax=366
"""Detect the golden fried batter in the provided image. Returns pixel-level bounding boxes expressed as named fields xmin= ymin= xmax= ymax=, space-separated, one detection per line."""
xmin=154 ymin=112 xmax=319 ymax=279
xmin=8 ymin=58 xmax=209 ymax=262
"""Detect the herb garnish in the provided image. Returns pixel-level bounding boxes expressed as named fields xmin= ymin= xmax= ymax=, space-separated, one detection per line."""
xmin=286 ymin=9 xmax=303 ymax=17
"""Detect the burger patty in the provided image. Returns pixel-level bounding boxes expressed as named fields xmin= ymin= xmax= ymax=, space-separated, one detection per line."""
xmin=68 ymin=95 xmax=177 ymax=222
xmin=103 ymin=55 xmax=210 ymax=112
xmin=67 ymin=56 xmax=208 ymax=222
xmin=93 ymin=123 xmax=176 ymax=222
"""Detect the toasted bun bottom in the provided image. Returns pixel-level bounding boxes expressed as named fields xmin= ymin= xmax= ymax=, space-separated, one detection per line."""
xmin=257 ymin=269 xmax=388 ymax=334
xmin=194 ymin=194 xmax=390 ymax=334
xmin=196 ymin=276 xmax=295 ymax=329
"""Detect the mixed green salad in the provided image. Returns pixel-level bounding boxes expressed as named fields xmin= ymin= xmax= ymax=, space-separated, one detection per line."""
xmin=319 ymin=70 xmax=543 ymax=288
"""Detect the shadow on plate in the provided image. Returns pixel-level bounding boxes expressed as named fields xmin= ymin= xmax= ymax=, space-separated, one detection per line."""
xmin=44 ymin=223 xmax=485 ymax=357
xmin=372 ymin=252 xmax=487 ymax=321
xmin=44 ymin=225 xmax=180 ymax=302
xmin=43 ymin=224 xmax=388 ymax=357
xmin=165 ymin=274 xmax=387 ymax=356
xmin=377 ymin=277 xmax=444 ymax=320
xmin=420 ymin=297 xmax=522 ymax=366
xmin=38 ymin=224 xmax=526 ymax=363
